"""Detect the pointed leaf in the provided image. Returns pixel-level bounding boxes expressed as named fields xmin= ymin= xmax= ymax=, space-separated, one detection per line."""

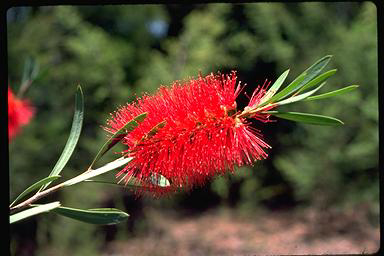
xmin=150 ymin=173 xmax=171 ymax=187
xmin=21 ymin=57 xmax=32 ymax=85
xmin=279 ymin=55 xmax=333 ymax=98
xmin=85 ymin=175 xmax=142 ymax=188
xmin=292 ymin=54 xmax=333 ymax=91
xmin=275 ymin=82 xmax=326 ymax=106
xmin=85 ymin=179 xmax=165 ymax=190
xmin=259 ymin=55 xmax=333 ymax=109
xmin=39 ymin=86 xmax=84 ymax=192
xmin=18 ymin=57 xmax=39 ymax=98
xmin=297 ymin=69 xmax=337 ymax=93
xmin=140 ymin=120 xmax=166 ymax=142
xmin=10 ymin=202 xmax=61 ymax=224
xmin=10 ymin=176 xmax=61 ymax=207
xmin=260 ymin=69 xmax=290 ymax=104
xmin=267 ymin=111 xmax=344 ymax=126
xmin=90 ymin=112 xmax=148 ymax=168
xmin=52 ymin=207 xmax=129 ymax=225
xmin=84 ymin=179 xmax=137 ymax=187
xmin=20 ymin=57 xmax=39 ymax=86
xmin=258 ymin=71 xmax=305 ymax=109
xmin=306 ymin=85 xmax=359 ymax=101
xmin=63 ymin=157 xmax=133 ymax=187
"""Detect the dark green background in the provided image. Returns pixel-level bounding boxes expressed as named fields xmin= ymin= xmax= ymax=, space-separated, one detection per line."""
xmin=8 ymin=3 xmax=378 ymax=255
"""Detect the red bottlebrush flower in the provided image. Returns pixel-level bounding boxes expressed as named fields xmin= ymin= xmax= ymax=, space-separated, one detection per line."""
xmin=105 ymin=71 xmax=275 ymax=195
xmin=8 ymin=87 xmax=35 ymax=140
xmin=243 ymin=79 xmax=276 ymax=122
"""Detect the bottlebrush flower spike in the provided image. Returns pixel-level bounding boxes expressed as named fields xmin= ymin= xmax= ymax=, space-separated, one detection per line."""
xmin=105 ymin=71 xmax=275 ymax=195
xmin=8 ymin=87 xmax=35 ymax=141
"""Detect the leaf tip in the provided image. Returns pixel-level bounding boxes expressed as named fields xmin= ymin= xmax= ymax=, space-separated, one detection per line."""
xmin=159 ymin=120 xmax=167 ymax=128
xmin=76 ymin=85 xmax=84 ymax=99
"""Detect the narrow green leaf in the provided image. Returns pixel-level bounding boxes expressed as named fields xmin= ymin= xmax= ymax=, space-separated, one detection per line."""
xmin=297 ymin=69 xmax=337 ymax=93
xmin=85 ymin=173 xmax=170 ymax=190
xmin=141 ymin=120 xmax=166 ymax=141
xmin=259 ymin=69 xmax=290 ymax=104
xmin=267 ymin=55 xmax=333 ymax=105
xmin=85 ymin=179 xmax=128 ymax=186
xmin=30 ymin=59 xmax=39 ymax=81
xmin=52 ymin=206 xmax=129 ymax=225
xmin=279 ymin=55 xmax=333 ymax=98
xmin=275 ymin=82 xmax=326 ymax=106
xmin=10 ymin=202 xmax=61 ymax=224
xmin=258 ymin=71 xmax=307 ymax=108
xmin=10 ymin=176 xmax=61 ymax=207
xmin=89 ymin=112 xmax=148 ymax=168
xmin=21 ymin=57 xmax=31 ymax=85
xmin=306 ymin=85 xmax=359 ymax=101
xmin=21 ymin=57 xmax=39 ymax=85
xmin=150 ymin=173 xmax=171 ymax=187
xmin=18 ymin=57 xmax=40 ymax=98
xmin=39 ymin=86 xmax=84 ymax=192
xmin=293 ymin=54 xmax=332 ymax=88
xmin=148 ymin=120 xmax=166 ymax=137
xmin=267 ymin=111 xmax=344 ymax=126
xmin=63 ymin=157 xmax=133 ymax=187
xmin=84 ymin=179 xmax=144 ymax=191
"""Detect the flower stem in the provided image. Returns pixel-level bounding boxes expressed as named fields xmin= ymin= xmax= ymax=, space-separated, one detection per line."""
xmin=9 ymin=157 xmax=133 ymax=213
xmin=10 ymin=182 xmax=65 ymax=212
xmin=236 ymin=103 xmax=276 ymax=119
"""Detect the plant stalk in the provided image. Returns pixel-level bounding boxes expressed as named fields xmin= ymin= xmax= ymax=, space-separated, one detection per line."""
xmin=10 ymin=157 xmax=132 ymax=213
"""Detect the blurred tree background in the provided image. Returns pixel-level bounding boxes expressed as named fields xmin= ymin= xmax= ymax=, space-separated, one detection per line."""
xmin=8 ymin=2 xmax=378 ymax=255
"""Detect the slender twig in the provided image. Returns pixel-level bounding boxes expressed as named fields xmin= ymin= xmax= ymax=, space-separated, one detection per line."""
xmin=10 ymin=157 xmax=132 ymax=213
xmin=236 ymin=103 xmax=277 ymax=119
xmin=10 ymin=182 xmax=66 ymax=213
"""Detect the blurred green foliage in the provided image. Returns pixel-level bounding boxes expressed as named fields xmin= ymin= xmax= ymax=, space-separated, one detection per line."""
xmin=8 ymin=3 xmax=378 ymax=255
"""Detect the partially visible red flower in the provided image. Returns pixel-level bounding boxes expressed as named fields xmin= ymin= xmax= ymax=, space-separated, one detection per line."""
xmin=8 ymin=87 xmax=35 ymax=140
xmin=105 ymin=71 xmax=276 ymax=195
